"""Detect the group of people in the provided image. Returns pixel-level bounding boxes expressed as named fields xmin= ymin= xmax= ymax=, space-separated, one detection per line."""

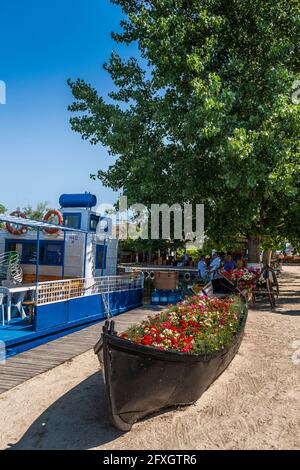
xmin=197 ymin=253 xmax=245 ymax=282
xmin=197 ymin=253 xmax=220 ymax=282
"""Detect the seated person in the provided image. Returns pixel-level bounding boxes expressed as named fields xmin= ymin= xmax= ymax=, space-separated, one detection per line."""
xmin=197 ymin=256 xmax=207 ymax=281
xmin=224 ymin=255 xmax=236 ymax=272
xmin=183 ymin=253 xmax=190 ymax=266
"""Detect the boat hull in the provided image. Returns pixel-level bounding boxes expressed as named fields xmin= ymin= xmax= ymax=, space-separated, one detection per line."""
xmin=95 ymin=280 xmax=247 ymax=431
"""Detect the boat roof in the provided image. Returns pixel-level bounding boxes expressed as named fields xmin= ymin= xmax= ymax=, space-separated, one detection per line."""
xmin=0 ymin=214 xmax=89 ymax=234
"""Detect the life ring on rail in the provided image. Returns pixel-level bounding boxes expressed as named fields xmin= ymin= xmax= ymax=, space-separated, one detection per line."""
xmin=184 ymin=272 xmax=191 ymax=282
xmin=6 ymin=211 xmax=28 ymax=235
xmin=43 ymin=209 xmax=64 ymax=234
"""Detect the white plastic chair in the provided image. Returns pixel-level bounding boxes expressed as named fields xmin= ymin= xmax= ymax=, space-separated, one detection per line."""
xmin=12 ymin=291 xmax=27 ymax=320
xmin=0 ymin=287 xmax=10 ymax=326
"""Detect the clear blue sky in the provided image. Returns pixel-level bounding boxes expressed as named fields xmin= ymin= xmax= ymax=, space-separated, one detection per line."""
xmin=0 ymin=0 xmax=137 ymax=212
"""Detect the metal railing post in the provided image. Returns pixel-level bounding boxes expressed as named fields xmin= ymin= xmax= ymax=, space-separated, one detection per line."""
xmin=107 ymin=276 xmax=111 ymax=318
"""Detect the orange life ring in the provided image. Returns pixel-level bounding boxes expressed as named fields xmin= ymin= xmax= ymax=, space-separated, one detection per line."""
xmin=6 ymin=211 xmax=28 ymax=235
xmin=43 ymin=209 xmax=64 ymax=234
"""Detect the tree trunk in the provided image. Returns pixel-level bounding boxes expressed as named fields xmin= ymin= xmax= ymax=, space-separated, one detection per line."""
xmin=247 ymin=236 xmax=261 ymax=264
xmin=262 ymin=249 xmax=272 ymax=266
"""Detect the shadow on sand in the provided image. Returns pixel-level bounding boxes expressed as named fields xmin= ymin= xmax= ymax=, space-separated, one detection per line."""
xmin=8 ymin=372 xmax=123 ymax=450
xmin=251 ymin=287 xmax=300 ymax=316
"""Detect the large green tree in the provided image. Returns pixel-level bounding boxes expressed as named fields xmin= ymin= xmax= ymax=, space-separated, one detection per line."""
xmin=69 ymin=0 xmax=300 ymax=262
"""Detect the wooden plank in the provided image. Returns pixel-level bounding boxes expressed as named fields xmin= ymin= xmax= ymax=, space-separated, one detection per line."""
xmin=0 ymin=305 xmax=162 ymax=394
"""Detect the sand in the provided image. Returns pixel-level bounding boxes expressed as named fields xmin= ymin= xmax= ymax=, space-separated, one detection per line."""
xmin=0 ymin=265 xmax=299 ymax=450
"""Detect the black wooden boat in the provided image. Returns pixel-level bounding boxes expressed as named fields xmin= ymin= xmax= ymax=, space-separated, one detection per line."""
xmin=94 ymin=276 xmax=247 ymax=431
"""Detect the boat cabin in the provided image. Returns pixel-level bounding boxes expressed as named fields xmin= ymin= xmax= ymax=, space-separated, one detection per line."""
xmin=0 ymin=194 xmax=143 ymax=357
xmin=0 ymin=193 xmax=117 ymax=283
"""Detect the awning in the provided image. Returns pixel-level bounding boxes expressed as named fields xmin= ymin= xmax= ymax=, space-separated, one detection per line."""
xmin=0 ymin=214 xmax=89 ymax=234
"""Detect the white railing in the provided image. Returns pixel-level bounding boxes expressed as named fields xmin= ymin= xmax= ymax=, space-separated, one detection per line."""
xmin=36 ymin=273 xmax=144 ymax=306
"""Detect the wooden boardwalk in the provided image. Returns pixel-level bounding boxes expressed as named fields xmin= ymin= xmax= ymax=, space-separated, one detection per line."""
xmin=0 ymin=305 xmax=161 ymax=395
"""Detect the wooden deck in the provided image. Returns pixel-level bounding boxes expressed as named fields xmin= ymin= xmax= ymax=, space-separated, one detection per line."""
xmin=0 ymin=305 xmax=162 ymax=395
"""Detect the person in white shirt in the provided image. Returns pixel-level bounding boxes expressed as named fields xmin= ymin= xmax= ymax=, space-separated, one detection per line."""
xmin=197 ymin=256 xmax=207 ymax=281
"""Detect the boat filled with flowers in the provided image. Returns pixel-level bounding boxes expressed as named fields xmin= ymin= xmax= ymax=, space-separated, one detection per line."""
xmin=94 ymin=278 xmax=247 ymax=431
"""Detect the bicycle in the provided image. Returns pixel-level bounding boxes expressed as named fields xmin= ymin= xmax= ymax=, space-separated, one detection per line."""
xmin=252 ymin=264 xmax=279 ymax=310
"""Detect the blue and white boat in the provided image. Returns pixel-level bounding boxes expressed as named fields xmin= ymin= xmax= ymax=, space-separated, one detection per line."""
xmin=0 ymin=193 xmax=143 ymax=357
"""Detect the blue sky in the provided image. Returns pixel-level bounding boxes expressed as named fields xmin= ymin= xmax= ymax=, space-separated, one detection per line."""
xmin=0 ymin=0 xmax=138 ymax=212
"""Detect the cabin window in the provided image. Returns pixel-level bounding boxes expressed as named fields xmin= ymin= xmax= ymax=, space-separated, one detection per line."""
xmin=90 ymin=214 xmax=100 ymax=232
xmin=22 ymin=242 xmax=38 ymax=264
xmin=63 ymin=213 xmax=81 ymax=230
xmin=6 ymin=241 xmax=22 ymax=256
xmin=5 ymin=240 xmax=64 ymax=266
xmin=45 ymin=244 xmax=63 ymax=265
xmin=95 ymin=245 xmax=107 ymax=270
xmin=6 ymin=241 xmax=16 ymax=251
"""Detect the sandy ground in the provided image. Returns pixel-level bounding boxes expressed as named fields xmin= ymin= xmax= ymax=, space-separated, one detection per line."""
xmin=0 ymin=266 xmax=300 ymax=450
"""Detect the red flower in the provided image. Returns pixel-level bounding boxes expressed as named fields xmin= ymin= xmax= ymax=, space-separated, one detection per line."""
xmin=142 ymin=335 xmax=154 ymax=346
xmin=150 ymin=325 xmax=159 ymax=333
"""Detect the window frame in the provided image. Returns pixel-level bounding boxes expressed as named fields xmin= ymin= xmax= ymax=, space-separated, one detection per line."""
xmin=95 ymin=244 xmax=107 ymax=270
xmin=89 ymin=214 xmax=100 ymax=232
xmin=5 ymin=239 xmax=65 ymax=267
xmin=63 ymin=212 xmax=82 ymax=230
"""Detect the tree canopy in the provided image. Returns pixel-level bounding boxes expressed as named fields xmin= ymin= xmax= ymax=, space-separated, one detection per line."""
xmin=0 ymin=204 xmax=6 ymax=229
xmin=23 ymin=202 xmax=50 ymax=221
xmin=68 ymin=0 xmax=300 ymax=259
